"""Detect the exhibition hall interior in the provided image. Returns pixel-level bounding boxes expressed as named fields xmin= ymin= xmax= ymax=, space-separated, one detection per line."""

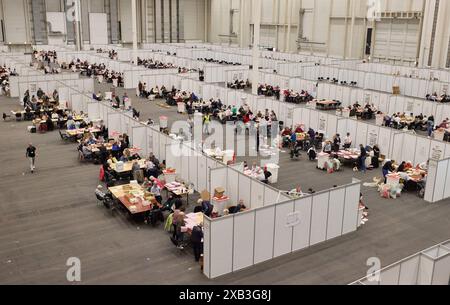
xmin=1 ymin=0 xmax=450 ymax=286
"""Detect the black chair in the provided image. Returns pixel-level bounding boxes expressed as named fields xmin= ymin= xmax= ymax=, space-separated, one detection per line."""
xmin=193 ymin=206 xmax=203 ymax=213
xmin=2 ymin=113 xmax=11 ymax=121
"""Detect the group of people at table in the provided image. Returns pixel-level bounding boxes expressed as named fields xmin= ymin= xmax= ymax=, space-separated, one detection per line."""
xmin=343 ymin=102 xmax=378 ymax=120
xmin=227 ymin=79 xmax=251 ymax=90
xmin=426 ymin=92 xmax=450 ymax=103
xmin=281 ymin=126 xmax=380 ymax=173
xmin=63 ymin=59 xmax=124 ymax=86
xmin=32 ymin=50 xmax=60 ymax=74
xmin=0 ymin=65 xmax=16 ymax=96
xmin=280 ymin=124 xmax=427 ymax=194
xmin=137 ymin=57 xmax=176 ymax=70
xmin=257 ymin=84 xmax=314 ymax=104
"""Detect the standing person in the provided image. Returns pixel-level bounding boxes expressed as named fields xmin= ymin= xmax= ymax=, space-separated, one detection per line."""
xmin=203 ymin=113 xmax=211 ymax=135
xmin=256 ymin=124 xmax=261 ymax=153
xmin=191 ymin=224 xmax=204 ymax=262
xmin=151 ymin=182 xmax=163 ymax=204
xmin=427 ymin=117 xmax=435 ymax=138
xmin=359 ymin=144 xmax=367 ymax=173
xmin=343 ymin=133 xmax=352 ymax=149
xmin=26 ymin=143 xmax=37 ymax=173
xmin=122 ymin=92 xmax=128 ymax=108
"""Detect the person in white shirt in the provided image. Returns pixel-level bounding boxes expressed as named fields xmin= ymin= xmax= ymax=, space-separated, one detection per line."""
xmin=343 ymin=133 xmax=352 ymax=149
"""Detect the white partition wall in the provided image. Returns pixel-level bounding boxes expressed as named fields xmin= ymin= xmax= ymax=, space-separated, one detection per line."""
xmin=131 ymin=125 xmax=149 ymax=157
xmin=351 ymin=240 xmax=450 ymax=285
xmin=87 ymin=102 xmax=100 ymax=122
xmin=107 ymin=112 xmax=122 ymax=138
xmin=204 ymin=180 xmax=361 ymax=279
xmin=425 ymin=157 xmax=450 ymax=203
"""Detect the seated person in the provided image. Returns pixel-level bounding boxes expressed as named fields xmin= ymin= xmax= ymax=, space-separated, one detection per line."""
xmin=81 ymin=144 xmax=93 ymax=159
xmin=202 ymin=200 xmax=214 ymax=217
xmin=323 ymin=141 xmax=332 ymax=154
xmin=66 ymin=116 xmax=76 ymax=130
xmin=228 ymin=200 xmax=248 ymax=214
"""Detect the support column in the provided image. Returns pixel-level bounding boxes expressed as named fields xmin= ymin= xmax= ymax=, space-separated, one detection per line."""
xmin=204 ymin=0 xmax=208 ymax=42
xmin=132 ymin=0 xmax=138 ymax=63
xmin=349 ymin=0 xmax=356 ymax=58
xmin=74 ymin=0 xmax=82 ymax=51
xmin=285 ymin=0 xmax=292 ymax=52
xmin=251 ymin=0 xmax=261 ymax=95
xmin=239 ymin=0 xmax=244 ymax=47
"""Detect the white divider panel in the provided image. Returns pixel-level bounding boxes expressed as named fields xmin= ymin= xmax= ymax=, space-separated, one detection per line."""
xmin=425 ymin=159 xmax=438 ymax=203
xmin=318 ymin=112 xmax=328 ymax=134
xmin=309 ymin=192 xmax=330 ymax=246
xmin=417 ymin=254 xmax=435 ymax=284
xmin=414 ymin=137 xmax=431 ymax=165
xmin=403 ymin=133 xmax=417 ymax=163
xmin=121 ymin=114 xmax=134 ymax=136
xmin=166 ymin=143 xmax=180 ymax=172
xmin=444 ymin=160 xmax=450 ymax=199
xmin=227 ymin=168 xmax=239 ymax=205
xmin=232 ymin=212 xmax=255 ymax=271
xmin=209 ymin=217 xmax=234 ymax=278
xmin=291 ymin=196 xmax=312 ymax=251
xmin=378 ymin=127 xmax=393 ymax=156
xmin=197 ymin=155 xmax=208 ymax=192
xmin=59 ymin=87 xmax=70 ymax=107
xmin=390 ymin=133 xmax=404 ymax=163
xmin=188 ymin=151 xmax=198 ymax=189
xmin=238 ymin=174 xmax=252 ymax=209
xmin=253 ymin=206 xmax=276 ymax=264
xmin=132 ymin=126 xmax=148 ymax=157
xmin=429 ymin=140 xmax=446 ymax=160
xmin=301 ymin=108 xmax=311 ymax=127
xmin=273 ymin=201 xmax=295 ymax=257
xmin=71 ymin=94 xmax=84 ymax=113
xmin=159 ymin=134 xmax=168 ymax=161
xmin=355 ymin=122 xmax=368 ymax=147
xmin=380 ymin=265 xmax=401 ymax=285
xmin=398 ymin=255 xmax=420 ymax=284
xmin=250 ymin=180 xmax=265 ymax=209
xmin=326 ymin=114 xmax=338 ymax=138
xmin=264 ymin=186 xmax=280 ymax=207
xmin=309 ymin=110 xmax=319 ymax=131
xmin=366 ymin=125 xmax=379 ymax=148
xmin=433 ymin=159 xmax=449 ymax=202
xmin=107 ymin=112 xmax=122 ymax=138
xmin=87 ymin=102 xmax=100 ymax=122
xmin=431 ymin=248 xmax=450 ymax=284
xmin=342 ymin=183 xmax=361 ymax=234
xmin=151 ymin=128 xmax=160 ymax=160
xmin=346 ymin=119 xmax=357 ymax=143
xmin=326 ymin=188 xmax=346 ymax=240
xmin=180 ymin=146 xmax=190 ymax=184
xmin=209 ymin=167 xmax=227 ymax=199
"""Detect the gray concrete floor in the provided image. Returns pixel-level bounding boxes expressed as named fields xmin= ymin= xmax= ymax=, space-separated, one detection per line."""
xmin=1 ymin=83 xmax=450 ymax=285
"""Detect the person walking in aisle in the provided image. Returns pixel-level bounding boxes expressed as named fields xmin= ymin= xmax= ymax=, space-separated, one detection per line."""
xmin=26 ymin=143 xmax=37 ymax=173
xmin=203 ymin=113 xmax=211 ymax=135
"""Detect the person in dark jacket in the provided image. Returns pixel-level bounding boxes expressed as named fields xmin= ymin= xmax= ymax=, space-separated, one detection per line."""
xmin=202 ymin=200 xmax=213 ymax=217
xmin=382 ymin=160 xmax=395 ymax=183
xmin=371 ymin=145 xmax=380 ymax=169
xmin=191 ymin=225 xmax=204 ymax=262
xmin=359 ymin=144 xmax=367 ymax=173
